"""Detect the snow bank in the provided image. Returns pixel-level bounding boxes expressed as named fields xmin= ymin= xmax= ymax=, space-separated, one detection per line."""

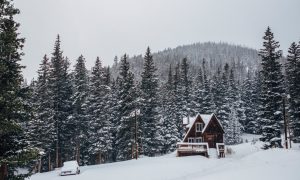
xmin=195 ymin=149 xmax=300 ymax=180
xmin=28 ymin=140 xmax=300 ymax=180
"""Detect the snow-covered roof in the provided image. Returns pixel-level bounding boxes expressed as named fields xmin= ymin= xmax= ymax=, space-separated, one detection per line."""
xmin=183 ymin=115 xmax=198 ymax=128
xmin=200 ymin=114 xmax=213 ymax=129
xmin=183 ymin=114 xmax=213 ymax=129
xmin=182 ymin=113 xmax=223 ymax=142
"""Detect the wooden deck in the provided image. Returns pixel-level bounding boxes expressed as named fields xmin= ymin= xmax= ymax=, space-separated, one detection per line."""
xmin=176 ymin=142 xmax=209 ymax=157
xmin=177 ymin=142 xmax=225 ymax=158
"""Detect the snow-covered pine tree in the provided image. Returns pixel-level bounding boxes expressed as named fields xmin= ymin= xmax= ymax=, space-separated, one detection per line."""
xmin=86 ymin=57 xmax=112 ymax=164
xmin=115 ymin=54 xmax=138 ymax=161
xmin=258 ymin=27 xmax=284 ymax=148
xmin=108 ymin=78 xmax=120 ymax=162
xmin=226 ymin=108 xmax=242 ymax=145
xmin=211 ymin=68 xmax=223 ymax=115
xmin=242 ymin=71 xmax=259 ymax=134
xmin=201 ymin=59 xmax=215 ymax=114
xmin=191 ymin=67 xmax=204 ymax=114
xmin=229 ymin=67 xmax=246 ymax=130
xmin=160 ymin=65 xmax=180 ymax=153
xmin=180 ymin=57 xmax=193 ymax=116
xmin=0 ymin=0 xmax=38 ymax=178
xmin=32 ymin=55 xmax=55 ymax=171
xmin=236 ymin=87 xmax=246 ymax=132
xmin=140 ymin=47 xmax=161 ymax=157
xmin=217 ymin=64 xmax=231 ymax=134
xmin=285 ymin=42 xmax=300 ymax=140
xmin=252 ymin=71 xmax=263 ymax=134
xmin=70 ymin=55 xmax=89 ymax=165
xmin=225 ymin=68 xmax=242 ymax=144
xmin=48 ymin=35 xmax=73 ymax=167
xmin=173 ymin=63 xmax=184 ymax=139
xmin=103 ymin=66 xmax=111 ymax=85
xmin=60 ymin=57 xmax=74 ymax=162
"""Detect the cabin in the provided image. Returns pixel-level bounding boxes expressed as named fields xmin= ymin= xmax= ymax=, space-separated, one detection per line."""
xmin=176 ymin=113 xmax=225 ymax=158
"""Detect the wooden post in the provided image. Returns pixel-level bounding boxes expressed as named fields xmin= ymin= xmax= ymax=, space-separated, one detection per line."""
xmin=288 ymin=122 xmax=292 ymax=148
xmin=135 ymin=110 xmax=138 ymax=160
xmin=283 ymin=97 xmax=288 ymax=149
xmin=286 ymin=102 xmax=292 ymax=148
xmin=55 ymin=103 xmax=59 ymax=168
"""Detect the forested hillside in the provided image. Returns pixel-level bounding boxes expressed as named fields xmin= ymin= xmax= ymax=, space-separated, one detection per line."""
xmin=111 ymin=42 xmax=261 ymax=83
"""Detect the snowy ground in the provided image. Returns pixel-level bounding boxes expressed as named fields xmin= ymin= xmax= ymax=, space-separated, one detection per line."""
xmin=28 ymin=135 xmax=300 ymax=180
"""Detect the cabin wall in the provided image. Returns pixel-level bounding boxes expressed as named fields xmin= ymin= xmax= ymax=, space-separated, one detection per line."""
xmin=183 ymin=116 xmax=205 ymax=142
xmin=183 ymin=115 xmax=224 ymax=148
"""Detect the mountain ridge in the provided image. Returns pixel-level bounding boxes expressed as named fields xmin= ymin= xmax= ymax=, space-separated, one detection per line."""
xmin=111 ymin=42 xmax=260 ymax=83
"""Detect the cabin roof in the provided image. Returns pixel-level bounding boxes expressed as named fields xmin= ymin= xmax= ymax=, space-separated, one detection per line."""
xmin=183 ymin=113 xmax=213 ymax=129
xmin=182 ymin=113 xmax=224 ymax=142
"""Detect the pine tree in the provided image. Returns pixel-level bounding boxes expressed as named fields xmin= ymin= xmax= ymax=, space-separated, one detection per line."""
xmin=106 ymin=78 xmax=119 ymax=162
xmin=180 ymin=57 xmax=192 ymax=116
xmin=86 ymin=57 xmax=112 ymax=164
xmin=211 ymin=68 xmax=223 ymax=115
xmin=173 ymin=63 xmax=184 ymax=139
xmin=225 ymin=68 xmax=242 ymax=144
xmin=258 ymin=27 xmax=284 ymax=148
xmin=140 ymin=47 xmax=160 ymax=156
xmin=191 ymin=67 xmax=203 ymax=114
xmin=285 ymin=42 xmax=300 ymax=140
xmin=70 ymin=55 xmax=89 ymax=164
xmin=115 ymin=54 xmax=138 ymax=161
xmin=217 ymin=64 xmax=231 ymax=136
xmin=0 ymin=0 xmax=38 ymax=178
xmin=201 ymin=59 xmax=214 ymax=114
xmin=226 ymin=108 xmax=242 ymax=145
xmin=60 ymin=57 xmax=73 ymax=162
xmin=242 ymin=71 xmax=260 ymax=134
xmin=48 ymin=35 xmax=73 ymax=167
xmin=160 ymin=65 xmax=180 ymax=153
xmin=32 ymin=55 xmax=55 ymax=171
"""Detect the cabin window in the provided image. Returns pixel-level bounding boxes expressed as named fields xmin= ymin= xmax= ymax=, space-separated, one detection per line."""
xmin=196 ymin=123 xmax=204 ymax=132
xmin=195 ymin=137 xmax=203 ymax=143
xmin=188 ymin=138 xmax=194 ymax=143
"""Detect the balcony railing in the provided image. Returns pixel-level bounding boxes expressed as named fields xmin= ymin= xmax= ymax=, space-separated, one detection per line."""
xmin=176 ymin=142 xmax=209 ymax=154
xmin=216 ymin=143 xmax=225 ymax=158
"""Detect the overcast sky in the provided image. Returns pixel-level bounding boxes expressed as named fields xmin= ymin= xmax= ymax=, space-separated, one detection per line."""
xmin=14 ymin=0 xmax=300 ymax=80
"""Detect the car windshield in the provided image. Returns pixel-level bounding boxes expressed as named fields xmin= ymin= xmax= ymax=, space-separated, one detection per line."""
xmin=63 ymin=161 xmax=78 ymax=167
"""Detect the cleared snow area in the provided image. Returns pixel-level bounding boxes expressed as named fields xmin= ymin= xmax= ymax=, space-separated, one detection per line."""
xmin=28 ymin=135 xmax=300 ymax=180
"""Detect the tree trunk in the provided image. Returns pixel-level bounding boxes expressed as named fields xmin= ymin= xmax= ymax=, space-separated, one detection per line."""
xmin=0 ymin=163 xmax=8 ymax=180
xmin=38 ymin=157 xmax=42 ymax=173
xmin=48 ymin=153 xmax=51 ymax=171
xmin=98 ymin=152 xmax=102 ymax=164
xmin=76 ymin=141 xmax=80 ymax=164
xmin=56 ymin=140 xmax=59 ymax=168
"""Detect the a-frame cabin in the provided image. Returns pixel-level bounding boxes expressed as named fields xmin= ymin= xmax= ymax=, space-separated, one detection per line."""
xmin=177 ymin=113 xmax=225 ymax=158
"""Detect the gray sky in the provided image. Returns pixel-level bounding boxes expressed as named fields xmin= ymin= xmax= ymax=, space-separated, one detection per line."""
xmin=14 ymin=0 xmax=300 ymax=80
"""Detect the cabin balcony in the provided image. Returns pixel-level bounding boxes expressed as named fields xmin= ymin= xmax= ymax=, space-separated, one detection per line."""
xmin=176 ymin=142 xmax=209 ymax=157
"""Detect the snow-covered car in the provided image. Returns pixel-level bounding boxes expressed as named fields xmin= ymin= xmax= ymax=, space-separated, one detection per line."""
xmin=60 ymin=160 xmax=80 ymax=176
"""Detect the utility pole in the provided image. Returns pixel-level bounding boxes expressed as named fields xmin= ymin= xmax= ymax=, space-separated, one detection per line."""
xmin=283 ymin=96 xmax=288 ymax=149
xmin=286 ymin=96 xmax=292 ymax=148
xmin=135 ymin=110 xmax=138 ymax=160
